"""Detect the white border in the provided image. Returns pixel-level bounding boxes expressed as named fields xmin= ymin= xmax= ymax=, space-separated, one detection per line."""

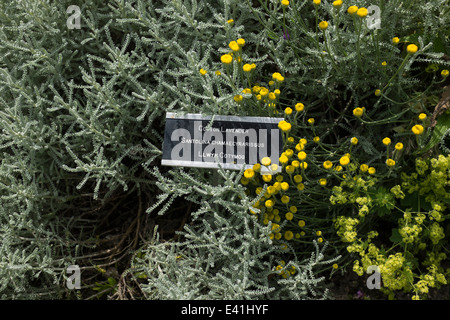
xmin=165 ymin=112 xmax=284 ymax=124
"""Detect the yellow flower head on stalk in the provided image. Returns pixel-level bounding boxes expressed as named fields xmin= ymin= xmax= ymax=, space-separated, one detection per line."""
xmin=244 ymin=168 xmax=255 ymax=179
xmin=234 ymin=95 xmax=243 ymax=102
xmin=386 ymin=158 xmax=396 ymax=167
xmin=319 ymin=21 xmax=328 ymax=30
xmin=262 ymin=174 xmax=272 ymax=182
xmin=295 ymin=103 xmax=305 ymax=112
xmin=323 ymin=160 xmax=333 ymax=169
xmin=441 ymin=70 xmax=449 ymax=77
xmin=298 ymin=151 xmax=307 ymax=161
xmin=382 ymin=137 xmax=391 ymax=146
xmin=356 ymin=7 xmax=368 ymax=18
xmin=308 ymin=118 xmax=315 ymax=125
xmin=347 ymin=5 xmax=358 ymax=14
xmin=340 ymin=155 xmax=350 ymax=166
xmin=272 ymin=72 xmax=285 ymax=82
xmin=281 ymin=0 xmax=289 ymax=7
xmin=418 ymin=113 xmax=427 ymax=120
xmin=261 ymin=157 xmax=271 ymax=166
xmin=368 ymin=167 xmax=376 ymax=175
xmin=374 ymin=89 xmax=381 ymax=96
xmin=237 ymin=38 xmax=245 ymax=47
xmin=294 ymin=174 xmax=302 ymax=183
xmin=313 ymin=0 xmax=321 ymax=5
xmin=353 ymin=107 xmax=364 ymax=117
xmin=253 ymin=163 xmax=261 ymax=172
xmin=333 ymin=0 xmax=343 ymax=8
xmin=313 ymin=136 xmax=320 ymax=143
xmin=412 ymin=124 xmax=424 ymax=135
xmin=260 ymin=87 xmax=269 ymax=96
xmin=243 ymin=64 xmax=252 ymax=72
xmin=285 ymin=107 xmax=293 ymax=115
xmin=350 ymin=137 xmax=358 ymax=145
xmin=227 ymin=19 xmax=234 ymax=24
xmin=407 ymin=44 xmax=418 ymax=54
xmin=395 ymin=142 xmax=404 ymax=150
xmin=298 ymin=220 xmax=306 ymax=227
xmin=319 ymin=178 xmax=327 ymax=186
xmin=229 ymin=41 xmax=240 ymax=52
xmin=215 ymin=70 xmax=221 ymax=76
xmin=278 ymin=120 xmax=292 ymax=132
xmin=360 ymin=164 xmax=369 ymax=172
xmin=268 ymin=92 xmax=277 ymax=100
xmin=199 ymin=68 xmax=207 ymax=75
xmin=392 ymin=37 xmax=400 ymax=44
xmin=284 ymin=231 xmax=294 ymax=241
xmin=221 ymin=54 xmax=233 ymax=64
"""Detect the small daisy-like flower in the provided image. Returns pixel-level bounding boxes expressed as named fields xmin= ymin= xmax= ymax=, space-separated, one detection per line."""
xmin=234 ymin=94 xmax=243 ymax=102
xmin=319 ymin=21 xmax=328 ymax=30
xmin=281 ymin=0 xmax=289 ymax=7
xmin=368 ymin=167 xmax=376 ymax=175
xmin=285 ymin=212 xmax=293 ymax=221
xmin=308 ymin=118 xmax=315 ymax=125
xmin=356 ymin=7 xmax=368 ymax=17
xmin=411 ymin=124 xmax=424 ymax=135
xmin=285 ymin=107 xmax=293 ymax=115
xmin=261 ymin=157 xmax=271 ymax=166
xmin=353 ymin=107 xmax=364 ymax=117
xmin=262 ymin=174 xmax=272 ymax=182
xmin=237 ymin=38 xmax=245 ymax=47
xmin=374 ymin=89 xmax=381 ymax=96
xmin=281 ymin=195 xmax=290 ymax=204
xmin=360 ymin=164 xmax=369 ymax=172
xmin=381 ymin=61 xmax=387 ymax=66
xmin=333 ymin=0 xmax=343 ymax=8
xmin=278 ymin=120 xmax=292 ymax=132
xmin=313 ymin=136 xmax=320 ymax=143
xmin=298 ymin=151 xmax=307 ymax=161
xmin=298 ymin=220 xmax=306 ymax=227
xmin=347 ymin=5 xmax=358 ymax=14
xmin=407 ymin=44 xmax=418 ymax=54
xmin=323 ymin=160 xmax=333 ymax=170
xmin=382 ymin=137 xmax=391 ymax=146
xmin=215 ymin=70 xmax=221 ymax=76
xmin=199 ymin=68 xmax=207 ymax=75
xmin=227 ymin=19 xmax=234 ymax=24
xmin=351 ymin=137 xmax=358 ymax=145
xmin=441 ymin=69 xmax=449 ymax=77
xmin=244 ymin=168 xmax=255 ymax=179
xmin=319 ymin=178 xmax=327 ymax=186
xmin=395 ymin=142 xmax=404 ymax=150
xmin=392 ymin=37 xmax=400 ymax=44
xmin=229 ymin=41 xmax=240 ymax=52
xmin=295 ymin=103 xmax=304 ymax=112
xmin=284 ymin=230 xmax=294 ymax=241
xmin=294 ymin=174 xmax=302 ymax=183
xmin=221 ymin=54 xmax=233 ymax=64
xmin=386 ymin=158 xmax=396 ymax=167
xmin=340 ymin=155 xmax=350 ymax=166
xmin=242 ymin=64 xmax=252 ymax=72
xmin=418 ymin=113 xmax=427 ymax=120
xmin=313 ymin=0 xmax=321 ymax=5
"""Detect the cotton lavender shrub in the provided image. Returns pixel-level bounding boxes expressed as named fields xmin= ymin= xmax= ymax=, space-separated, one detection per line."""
xmin=0 ymin=0 xmax=449 ymax=300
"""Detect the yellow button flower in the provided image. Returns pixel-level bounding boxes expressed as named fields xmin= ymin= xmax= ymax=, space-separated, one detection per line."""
xmin=368 ymin=167 xmax=376 ymax=175
xmin=262 ymin=174 xmax=272 ymax=182
xmin=407 ymin=44 xmax=418 ymax=54
xmin=333 ymin=0 xmax=343 ymax=8
xmin=386 ymin=158 xmax=396 ymax=167
xmin=356 ymin=7 xmax=368 ymax=17
xmin=295 ymin=103 xmax=304 ymax=112
xmin=278 ymin=120 xmax=292 ymax=132
xmin=360 ymin=164 xmax=369 ymax=172
xmin=221 ymin=54 xmax=233 ymax=64
xmin=281 ymin=195 xmax=290 ymax=204
xmin=347 ymin=5 xmax=358 ymax=14
xmin=418 ymin=113 xmax=427 ymax=120
xmin=229 ymin=41 xmax=240 ymax=52
xmin=340 ymin=155 xmax=350 ymax=166
xmin=237 ymin=38 xmax=245 ymax=47
xmin=244 ymin=168 xmax=255 ymax=179
xmin=234 ymin=94 xmax=243 ymax=102
xmin=353 ymin=107 xmax=364 ymax=117
xmin=382 ymin=137 xmax=391 ymax=146
xmin=284 ymin=107 xmax=293 ymax=115
xmin=313 ymin=0 xmax=321 ymax=5
xmin=308 ymin=118 xmax=315 ymax=125
xmin=319 ymin=21 xmax=328 ymax=30
xmin=411 ymin=124 xmax=424 ymax=135
xmin=243 ymin=64 xmax=252 ymax=72
xmin=392 ymin=37 xmax=400 ymax=44
xmin=395 ymin=142 xmax=404 ymax=150
xmin=441 ymin=70 xmax=449 ymax=77
xmin=298 ymin=151 xmax=307 ymax=161
xmin=323 ymin=160 xmax=333 ymax=169
xmin=261 ymin=157 xmax=271 ymax=166
xmin=351 ymin=137 xmax=358 ymax=145
xmin=298 ymin=220 xmax=306 ymax=227
xmin=293 ymin=174 xmax=302 ymax=183
xmin=199 ymin=68 xmax=207 ymax=75
xmin=281 ymin=0 xmax=289 ymax=7
xmin=319 ymin=178 xmax=327 ymax=186
xmin=284 ymin=230 xmax=294 ymax=241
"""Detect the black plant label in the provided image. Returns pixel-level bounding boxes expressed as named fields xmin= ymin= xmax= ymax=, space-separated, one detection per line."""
xmin=162 ymin=113 xmax=283 ymax=172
